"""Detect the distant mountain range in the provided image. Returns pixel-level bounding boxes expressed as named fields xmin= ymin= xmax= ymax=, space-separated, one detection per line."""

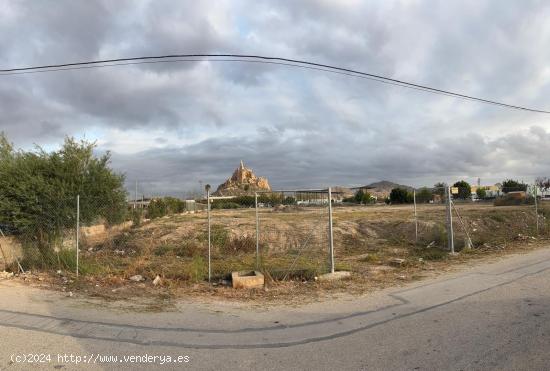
xmin=363 ymin=181 xmax=414 ymax=192
xmin=340 ymin=180 xmax=414 ymax=200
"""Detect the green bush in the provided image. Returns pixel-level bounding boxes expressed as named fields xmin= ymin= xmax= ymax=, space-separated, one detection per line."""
xmin=131 ymin=209 xmax=143 ymax=227
xmin=344 ymin=190 xmax=375 ymax=204
xmin=147 ymin=198 xmax=168 ymax=219
xmin=415 ymin=187 xmax=433 ymax=203
xmin=0 ymin=134 xmax=127 ymax=261
xmin=390 ymin=188 xmax=413 ymax=204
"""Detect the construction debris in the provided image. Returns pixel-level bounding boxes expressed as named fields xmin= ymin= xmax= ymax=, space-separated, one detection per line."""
xmin=232 ymin=271 xmax=264 ymax=289
xmin=129 ymin=275 xmax=144 ymax=282
xmin=389 ymin=258 xmax=406 ymax=267
xmin=318 ymin=271 xmax=351 ymax=281
xmin=152 ymin=275 xmax=162 ymax=286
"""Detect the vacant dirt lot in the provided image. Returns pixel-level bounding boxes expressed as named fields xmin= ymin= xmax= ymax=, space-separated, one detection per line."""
xmin=5 ymin=202 xmax=550 ymax=304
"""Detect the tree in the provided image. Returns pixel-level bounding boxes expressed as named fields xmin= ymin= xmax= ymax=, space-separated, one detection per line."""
xmin=501 ymin=179 xmax=527 ymax=193
xmin=147 ymin=198 xmax=167 ymax=219
xmin=433 ymin=182 xmax=447 ymax=197
xmin=415 ymin=187 xmax=433 ymax=203
xmin=535 ymin=177 xmax=550 ymax=194
xmin=283 ymin=196 xmax=297 ymax=205
xmin=0 ymin=133 xmax=127 ymax=259
xmin=354 ymin=190 xmax=365 ymax=203
xmin=476 ymin=187 xmax=487 ymax=199
xmin=389 ymin=188 xmax=413 ymax=204
xmin=452 ymin=180 xmax=471 ymax=200
xmin=352 ymin=189 xmax=374 ymax=204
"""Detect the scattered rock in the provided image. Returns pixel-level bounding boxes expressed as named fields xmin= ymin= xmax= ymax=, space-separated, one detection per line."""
xmin=152 ymin=275 xmax=162 ymax=286
xmin=0 ymin=271 xmax=14 ymax=279
xmin=129 ymin=275 xmax=144 ymax=282
xmin=389 ymin=258 xmax=405 ymax=267
xmin=318 ymin=271 xmax=351 ymax=282
xmin=516 ymin=234 xmax=536 ymax=241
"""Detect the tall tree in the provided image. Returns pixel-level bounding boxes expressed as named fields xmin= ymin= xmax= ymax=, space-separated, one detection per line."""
xmin=389 ymin=188 xmax=413 ymax=204
xmin=452 ymin=180 xmax=471 ymax=200
xmin=501 ymin=179 xmax=527 ymax=193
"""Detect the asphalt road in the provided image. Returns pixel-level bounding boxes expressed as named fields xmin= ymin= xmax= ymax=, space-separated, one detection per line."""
xmin=1 ymin=248 xmax=550 ymax=370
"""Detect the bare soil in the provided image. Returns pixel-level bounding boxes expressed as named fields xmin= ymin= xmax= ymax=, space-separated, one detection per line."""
xmin=6 ymin=202 xmax=550 ymax=306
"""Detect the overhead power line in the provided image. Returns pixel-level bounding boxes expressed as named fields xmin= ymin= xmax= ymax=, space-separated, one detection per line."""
xmin=1 ymin=53 xmax=548 ymax=114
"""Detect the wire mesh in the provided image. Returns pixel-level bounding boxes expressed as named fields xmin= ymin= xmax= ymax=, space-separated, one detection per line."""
xmin=255 ymin=191 xmax=331 ymax=281
xmin=1 ymin=182 xmax=548 ymax=284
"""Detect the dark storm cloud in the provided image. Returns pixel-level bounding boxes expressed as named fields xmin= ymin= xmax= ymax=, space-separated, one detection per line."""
xmin=1 ymin=0 xmax=550 ymax=193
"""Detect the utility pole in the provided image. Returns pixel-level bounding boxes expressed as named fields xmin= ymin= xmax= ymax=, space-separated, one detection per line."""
xmin=328 ymin=187 xmax=335 ymax=273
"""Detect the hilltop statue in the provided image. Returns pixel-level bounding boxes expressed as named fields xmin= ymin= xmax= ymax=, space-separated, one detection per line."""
xmin=214 ymin=161 xmax=271 ymax=196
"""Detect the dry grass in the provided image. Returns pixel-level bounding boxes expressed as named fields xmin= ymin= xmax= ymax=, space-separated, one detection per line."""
xmin=16 ymin=202 xmax=550 ymax=304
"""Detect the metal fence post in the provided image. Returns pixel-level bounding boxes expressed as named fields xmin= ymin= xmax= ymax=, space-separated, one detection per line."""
xmin=328 ymin=187 xmax=335 ymax=273
xmin=206 ymin=185 xmax=211 ymax=283
xmin=76 ymin=194 xmax=80 ymax=277
xmin=446 ymin=186 xmax=455 ymax=254
xmin=255 ymin=192 xmax=259 ymax=270
xmin=534 ymin=184 xmax=540 ymax=235
xmin=413 ymin=189 xmax=418 ymax=245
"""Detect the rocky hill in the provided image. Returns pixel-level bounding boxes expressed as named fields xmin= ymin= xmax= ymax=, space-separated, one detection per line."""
xmin=214 ymin=161 xmax=271 ymax=196
xmin=357 ymin=180 xmax=413 ymax=199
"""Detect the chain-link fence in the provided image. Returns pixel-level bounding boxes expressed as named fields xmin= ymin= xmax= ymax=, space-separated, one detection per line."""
xmin=198 ymin=189 xmax=338 ymax=283
xmin=1 ymin=183 xmax=548 ymax=286
xmin=254 ymin=190 xmax=334 ymax=281
xmin=409 ymin=185 xmax=548 ymax=254
xmin=0 ymin=196 xmax=80 ymax=273
xmin=0 ymin=194 xmax=207 ymax=275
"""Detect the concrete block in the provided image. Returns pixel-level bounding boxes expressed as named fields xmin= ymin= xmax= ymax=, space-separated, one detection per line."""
xmin=231 ymin=271 xmax=264 ymax=289
xmin=318 ymin=271 xmax=351 ymax=282
xmin=389 ymin=258 xmax=405 ymax=267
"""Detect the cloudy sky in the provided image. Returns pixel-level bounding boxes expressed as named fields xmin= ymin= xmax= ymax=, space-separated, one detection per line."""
xmin=1 ymin=0 xmax=550 ymax=196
